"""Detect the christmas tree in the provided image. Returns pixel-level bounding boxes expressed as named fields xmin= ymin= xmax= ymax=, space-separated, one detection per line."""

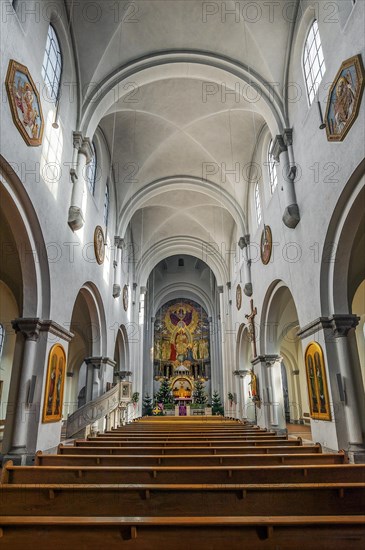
xmin=211 ymin=391 xmax=224 ymax=415
xmin=142 ymin=394 xmax=153 ymax=416
xmin=194 ymin=380 xmax=207 ymax=405
xmin=156 ymin=378 xmax=172 ymax=405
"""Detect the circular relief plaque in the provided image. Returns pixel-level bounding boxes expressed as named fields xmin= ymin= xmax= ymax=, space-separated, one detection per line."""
xmin=260 ymin=225 xmax=272 ymax=265
xmin=123 ymin=284 xmax=129 ymax=311
xmin=236 ymin=284 xmax=242 ymax=311
xmin=94 ymin=225 xmax=105 ymax=265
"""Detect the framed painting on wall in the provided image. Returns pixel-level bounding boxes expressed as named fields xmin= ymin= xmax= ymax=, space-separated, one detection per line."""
xmin=304 ymin=342 xmax=331 ymax=421
xmin=5 ymin=59 xmax=44 ymax=147
xmin=42 ymin=344 xmax=66 ymax=423
xmin=325 ymin=54 xmax=364 ymax=142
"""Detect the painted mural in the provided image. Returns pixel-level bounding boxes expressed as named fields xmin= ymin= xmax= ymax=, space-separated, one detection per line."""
xmin=154 ymin=299 xmax=210 ymax=379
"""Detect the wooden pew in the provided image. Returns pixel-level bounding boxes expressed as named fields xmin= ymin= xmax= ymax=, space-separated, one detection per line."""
xmin=0 ymin=515 xmax=364 ymax=550
xmin=35 ymin=450 xmax=348 ymax=467
xmin=77 ymin=438 xmax=297 ymax=447
xmin=1 ymin=482 xmax=364 ymax=517
xmin=58 ymin=444 xmax=319 ymax=456
xmin=3 ymin=461 xmax=364 ymax=486
xmin=87 ymin=433 xmax=288 ymax=443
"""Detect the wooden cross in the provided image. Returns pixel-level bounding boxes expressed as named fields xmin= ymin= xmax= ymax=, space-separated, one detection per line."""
xmin=245 ymin=299 xmax=257 ymax=358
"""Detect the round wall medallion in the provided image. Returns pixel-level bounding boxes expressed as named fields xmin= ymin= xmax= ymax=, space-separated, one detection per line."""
xmin=123 ymin=284 xmax=129 ymax=311
xmin=260 ymin=225 xmax=273 ymax=265
xmin=94 ymin=225 xmax=105 ymax=265
xmin=236 ymin=284 xmax=242 ymax=310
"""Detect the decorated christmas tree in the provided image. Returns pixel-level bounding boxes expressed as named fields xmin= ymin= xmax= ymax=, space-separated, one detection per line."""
xmin=211 ymin=391 xmax=224 ymax=415
xmin=156 ymin=378 xmax=172 ymax=405
xmin=142 ymin=394 xmax=153 ymax=416
xmin=194 ymin=380 xmax=207 ymax=405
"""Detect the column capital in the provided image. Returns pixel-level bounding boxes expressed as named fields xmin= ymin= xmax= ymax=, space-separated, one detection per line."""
xmin=114 ymin=236 xmax=124 ymax=249
xmin=85 ymin=356 xmax=117 ymax=369
xmin=72 ymin=131 xmax=94 ymax=163
xmin=283 ymin=128 xmax=293 ymax=147
xmin=11 ymin=318 xmax=42 ymax=341
xmin=40 ymin=320 xmax=74 ymax=342
xmin=297 ymin=314 xmax=360 ymax=340
xmin=272 ymin=134 xmax=287 ymax=162
xmin=233 ymin=369 xmax=250 ymax=377
xmin=238 ymin=234 xmax=250 ymax=249
xmin=251 ymin=354 xmax=281 ymax=367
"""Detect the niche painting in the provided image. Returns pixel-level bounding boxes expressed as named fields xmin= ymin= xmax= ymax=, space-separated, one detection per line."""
xmin=42 ymin=344 xmax=66 ymax=423
xmin=305 ymin=342 xmax=331 ymax=421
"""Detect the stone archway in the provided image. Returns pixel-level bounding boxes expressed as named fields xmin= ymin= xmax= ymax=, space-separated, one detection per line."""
xmin=261 ymin=282 xmax=311 ymax=437
xmin=64 ymin=283 xmax=106 ymax=417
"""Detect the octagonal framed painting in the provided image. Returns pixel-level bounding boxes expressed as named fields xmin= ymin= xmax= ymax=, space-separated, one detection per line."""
xmin=5 ymin=59 xmax=44 ymax=147
xmin=325 ymin=54 xmax=364 ymax=142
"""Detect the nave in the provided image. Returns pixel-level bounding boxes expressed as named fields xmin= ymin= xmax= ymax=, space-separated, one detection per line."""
xmin=0 ymin=416 xmax=364 ymax=549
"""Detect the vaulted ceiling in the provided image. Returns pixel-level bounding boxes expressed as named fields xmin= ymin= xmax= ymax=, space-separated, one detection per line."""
xmin=69 ymin=0 xmax=295 ymax=281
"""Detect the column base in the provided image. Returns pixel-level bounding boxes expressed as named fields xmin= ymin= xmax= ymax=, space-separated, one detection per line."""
xmin=68 ymin=206 xmax=84 ymax=231
xmin=1 ymin=451 xmax=35 ymax=466
xmin=347 ymin=443 xmax=365 ymax=464
xmin=282 ymin=203 xmax=300 ymax=228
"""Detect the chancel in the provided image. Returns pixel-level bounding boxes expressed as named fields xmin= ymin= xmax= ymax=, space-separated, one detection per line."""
xmin=0 ymin=0 xmax=364 ymax=547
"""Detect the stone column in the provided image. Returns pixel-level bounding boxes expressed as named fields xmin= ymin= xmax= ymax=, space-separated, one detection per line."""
xmin=251 ymin=355 xmax=281 ymax=430
xmin=8 ymin=319 xmax=42 ymax=455
xmin=85 ymin=357 xmax=117 ymax=402
xmin=272 ymin=129 xmax=300 ymax=229
xmin=267 ymin=356 xmax=286 ymax=432
xmin=298 ymin=315 xmax=365 ymax=462
xmin=68 ymin=132 xmax=94 ymax=231
xmin=238 ymin=235 xmax=252 ymax=296
xmin=113 ymin=237 xmax=124 ymax=298
xmin=233 ymin=370 xmax=249 ymax=420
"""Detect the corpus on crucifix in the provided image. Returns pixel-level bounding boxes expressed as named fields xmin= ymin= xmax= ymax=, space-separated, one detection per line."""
xmin=245 ymin=298 xmax=257 ymax=358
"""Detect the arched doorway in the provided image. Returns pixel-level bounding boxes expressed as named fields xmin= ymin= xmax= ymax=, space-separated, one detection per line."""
xmin=319 ymin=165 xmax=365 ymax=459
xmin=236 ymin=324 xmax=256 ymax=423
xmin=262 ymin=282 xmax=312 ymax=439
xmin=0 ymin=161 xmax=50 ymax=455
xmin=63 ymin=284 xmax=105 ymax=418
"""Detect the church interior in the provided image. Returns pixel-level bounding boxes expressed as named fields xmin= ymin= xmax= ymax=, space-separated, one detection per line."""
xmin=0 ymin=0 xmax=364 ymax=547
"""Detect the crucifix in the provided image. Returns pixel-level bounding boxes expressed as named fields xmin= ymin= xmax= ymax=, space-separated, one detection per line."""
xmin=245 ymin=298 xmax=257 ymax=358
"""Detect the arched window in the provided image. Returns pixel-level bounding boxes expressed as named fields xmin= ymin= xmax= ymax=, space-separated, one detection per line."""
xmin=86 ymin=143 xmax=97 ymax=195
xmin=267 ymin=139 xmax=277 ymax=194
xmin=42 ymin=24 xmax=62 ymax=104
xmin=303 ymin=20 xmax=326 ymax=105
xmin=254 ymin=182 xmax=262 ymax=225
xmin=104 ymin=184 xmax=110 ymax=227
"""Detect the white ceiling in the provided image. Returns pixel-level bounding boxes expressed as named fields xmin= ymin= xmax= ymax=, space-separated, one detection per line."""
xmin=70 ymin=1 xmax=294 ymax=280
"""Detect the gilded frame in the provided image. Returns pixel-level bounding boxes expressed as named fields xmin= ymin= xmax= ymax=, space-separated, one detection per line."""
xmin=94 ymin=225 xmax=105 ymax=265
xmin=304 ymin=342 xmax=331 ymax=421
xmin=42 ymin=344 xmax=66 ymax=423
xmin=325 ymin=54 xmax=364 ymax=142
xmin=123 ymin=284 xmax=129 ymax=311
xmin=260 ymin=225 xmax=273 ymax=265
xmin=5 ymin=59 xmax=44 ymax=147
xmin=236 ymin=284 xmax=242 ymax=310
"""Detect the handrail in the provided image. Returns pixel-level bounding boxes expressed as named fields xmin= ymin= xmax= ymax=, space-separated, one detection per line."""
xmin=66 ymin=382 xmax=131 ymax=438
